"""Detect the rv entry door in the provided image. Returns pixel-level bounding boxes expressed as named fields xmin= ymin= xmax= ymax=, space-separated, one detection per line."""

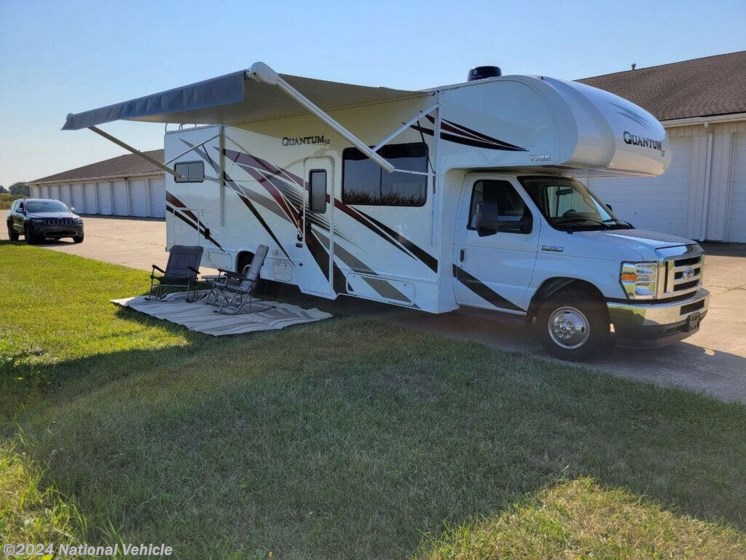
xmin=301 ymin=157 xmax=335 ymax=297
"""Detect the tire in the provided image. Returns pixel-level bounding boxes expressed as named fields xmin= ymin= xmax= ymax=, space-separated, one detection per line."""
xmin=236 ymin=254 xmax=253 ymax=275
xmin=73 ymin=233 xmax=84 ymax=244
xmin=536 ymin=289 xmax=610 ymax=361
xmin=7 ymin=224 xmax=19 ymax=241
xmin=24 ymin=225 xmax=39 ymax=245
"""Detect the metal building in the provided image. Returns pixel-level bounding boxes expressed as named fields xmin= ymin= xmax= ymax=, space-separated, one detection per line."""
xmin=579 ymin=51 xmax=746 ymax=242
xmin=28 ymin=149 xmax=165 ymax=218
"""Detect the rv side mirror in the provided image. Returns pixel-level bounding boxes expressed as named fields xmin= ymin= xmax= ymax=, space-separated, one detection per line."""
xmin=476 ymin=201 xmax=533 ymax=236
xmin=476 ymin=201 xmax=499 ymax=237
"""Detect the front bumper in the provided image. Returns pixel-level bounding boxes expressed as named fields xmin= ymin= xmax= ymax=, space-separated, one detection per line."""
xmin=607 ymin=289 xmax=710 ymax=348
xmin=28 ymin=223 xmax=84 ymax=238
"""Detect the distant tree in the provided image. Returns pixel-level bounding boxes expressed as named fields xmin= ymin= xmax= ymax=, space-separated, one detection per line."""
xmin=0 ymin=185 xmax=7 ymax=193
xmin=9 ymin=182 xmax=30 ymax=196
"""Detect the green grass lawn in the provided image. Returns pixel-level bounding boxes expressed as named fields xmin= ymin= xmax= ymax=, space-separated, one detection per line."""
xmin=1 ymin=242 xmax=745 ymax=559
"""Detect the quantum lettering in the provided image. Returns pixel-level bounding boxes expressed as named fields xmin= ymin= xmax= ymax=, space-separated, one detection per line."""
xmin=282 ymin=135 xmax=330 ymax=147
xmin=623 ymin=131 xmax=664 ymax=154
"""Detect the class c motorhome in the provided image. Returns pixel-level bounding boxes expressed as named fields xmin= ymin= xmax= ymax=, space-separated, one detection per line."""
xmin=64 ymin=62 xmax=709 ymax=359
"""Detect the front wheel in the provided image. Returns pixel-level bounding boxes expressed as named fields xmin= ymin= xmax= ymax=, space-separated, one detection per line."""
xmin=7 ymin=224 xmax=19 ymax=241
xmin=73 ymin=233 xmax=84 ymax=244
xmin=536 ymin=289 xmax=610 ymax=361
xmin=24 ymin=225 xmax=40 ymax=245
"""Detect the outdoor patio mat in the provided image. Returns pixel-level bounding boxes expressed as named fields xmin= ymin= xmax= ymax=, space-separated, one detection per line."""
xmin=111 ymin=291 xmax=332 ymax=336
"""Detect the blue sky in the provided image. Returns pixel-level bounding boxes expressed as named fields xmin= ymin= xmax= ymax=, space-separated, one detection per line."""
xmin=0 ymin=0 xmax=744 ymax=187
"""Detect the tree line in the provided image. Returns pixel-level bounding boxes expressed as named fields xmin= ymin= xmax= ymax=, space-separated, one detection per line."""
xmin=0 ymin=183 xmax=30 ymax=209
xmin=0 ymin=182 xmax=30 ymax=196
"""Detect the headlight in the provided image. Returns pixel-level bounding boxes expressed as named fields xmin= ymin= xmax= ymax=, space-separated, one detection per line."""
xmin=620 ymin=262 xmax=658 ymax=299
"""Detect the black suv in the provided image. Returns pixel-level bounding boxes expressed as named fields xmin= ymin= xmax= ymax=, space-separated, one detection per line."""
xmin=7 ymin=198 xmax=85 ymax=244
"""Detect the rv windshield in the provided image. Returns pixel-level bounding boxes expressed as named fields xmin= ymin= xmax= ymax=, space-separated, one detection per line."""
xmin=519 ymin=176 xmax=633 ymax=231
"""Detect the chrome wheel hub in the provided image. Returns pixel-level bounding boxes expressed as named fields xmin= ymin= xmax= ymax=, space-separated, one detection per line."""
xmin=548 ymin=306 xmax=590 ymax=349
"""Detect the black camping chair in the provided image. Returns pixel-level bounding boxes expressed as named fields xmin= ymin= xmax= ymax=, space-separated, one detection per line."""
xmin=209 ymin=245 xmax=268 ymax=315
xmin=148 ymin=245 xmax=203 ymax=301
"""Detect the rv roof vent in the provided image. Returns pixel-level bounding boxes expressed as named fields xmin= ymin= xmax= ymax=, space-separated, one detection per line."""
xmin=467 ymin=66 xmax=501 ymax=81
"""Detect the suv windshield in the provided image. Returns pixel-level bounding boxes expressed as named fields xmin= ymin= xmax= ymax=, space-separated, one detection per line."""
xmin=26 ymin=200 xmax=70 ymax=213
xmin=519 ymin=176 xmax=633 ymax=231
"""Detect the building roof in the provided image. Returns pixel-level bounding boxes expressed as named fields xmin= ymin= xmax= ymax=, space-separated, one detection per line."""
xmin=579 ymin=51 xmax=746 ymax=122
xmin=31 ymin=149 xmax=164 ymax=184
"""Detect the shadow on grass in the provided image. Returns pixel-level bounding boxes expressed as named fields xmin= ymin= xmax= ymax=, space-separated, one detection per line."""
xmin=3 ymin=313 xmax=746 ymax=559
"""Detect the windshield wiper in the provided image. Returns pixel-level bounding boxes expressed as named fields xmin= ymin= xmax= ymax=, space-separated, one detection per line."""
xmin=554 ymin=216 xmax=608 ymax=227
xmin=602 ymin=218 xmax=634 ymax=229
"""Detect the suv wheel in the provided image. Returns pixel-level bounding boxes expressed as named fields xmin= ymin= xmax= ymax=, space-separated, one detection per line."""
xmin=24 ymin=225 xmax=40 ymax=245
xmin=7 ymin=224 xmax=19 ymax=241
xmin=73 ymin=233 xmax=84 ymax=244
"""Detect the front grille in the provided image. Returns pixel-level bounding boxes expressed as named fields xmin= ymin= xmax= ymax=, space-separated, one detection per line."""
xmin=44 ymin=218 xmax=77 ymax=226
xmin=662 ymin=251 xmax=703 ymax=299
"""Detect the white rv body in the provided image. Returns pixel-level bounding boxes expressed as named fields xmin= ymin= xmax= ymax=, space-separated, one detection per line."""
xmin=64 ymin=65 xmax=708 ymax=358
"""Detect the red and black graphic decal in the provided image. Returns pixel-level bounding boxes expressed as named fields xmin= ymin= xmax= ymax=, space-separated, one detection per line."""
xmin=174 ymin=142 xmax=435 ymax=303
xmin=180 ymin=141 xmax=293 ymax=261
xmin=166 ymin=192 xmax=224 ymax=250
xmin=223 ymin=147 xmax=437 ymax=278
xmin=453 ymin=264 xmax=524 ymax=312
xmin=411 ymin=115 xmax=527 ymax=152
xmin=335 ymin=202 xmax=438 ymax=273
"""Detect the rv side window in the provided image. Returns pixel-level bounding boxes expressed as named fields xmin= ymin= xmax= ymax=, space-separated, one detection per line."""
xmin=342 ymin=142 xmax=427 ymax=206
xmin=467 ymin=180 xmax=532 ymax=234
xmin=174 ymin=161 xmax=205 ymax=183
xmin=309 ymin=169 xmax=327 ymax=213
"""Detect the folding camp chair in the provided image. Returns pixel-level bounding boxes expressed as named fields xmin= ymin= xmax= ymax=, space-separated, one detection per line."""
xmin=148 ymin=245 xmax=203 ymax=301
xmin=209 ymin=245 xmax=268 ymax=315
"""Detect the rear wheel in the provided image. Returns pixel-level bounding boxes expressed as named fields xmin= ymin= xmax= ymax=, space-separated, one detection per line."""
xmin=536 ymin=289 xmax=609 ymax=361
xmin=236 ymin=253 xmax=253 ymax=275
xmin=237 ymin=252 xmax=280 ymax=297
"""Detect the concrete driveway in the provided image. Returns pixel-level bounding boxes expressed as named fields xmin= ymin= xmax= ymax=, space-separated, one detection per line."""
xmin=4 ymin=216 xmax=745 ymax=404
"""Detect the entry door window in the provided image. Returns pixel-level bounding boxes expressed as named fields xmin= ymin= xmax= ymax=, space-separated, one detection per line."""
xmin=309 ymin=169 xmax=327 ymax=213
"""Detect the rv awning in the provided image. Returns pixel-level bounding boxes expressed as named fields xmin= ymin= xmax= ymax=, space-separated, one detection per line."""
xmin=63 ymin=68 xmax=427 ymax=130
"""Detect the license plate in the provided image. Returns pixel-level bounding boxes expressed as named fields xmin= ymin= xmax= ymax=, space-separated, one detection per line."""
xmin=687 ymin=311 xmax=702 ymax=332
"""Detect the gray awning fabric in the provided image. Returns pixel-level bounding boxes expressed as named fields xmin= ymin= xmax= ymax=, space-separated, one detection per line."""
xmin=63 ymin=68 xmax=426 ymax=130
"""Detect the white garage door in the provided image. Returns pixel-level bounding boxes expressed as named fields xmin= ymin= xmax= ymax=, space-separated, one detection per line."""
xmin=727 ymin=135 xmax=746 ymax=242
xmin=112 ymin=180 xmax=129 ymax=216
xmin=128 ymin=179 xmax=149 ymax=217
xmin=72 ymin=184 xmax=86 ymax=213
xmin=59 ymin=184 xmax=72 ymax=207
xmin=149 ymin=177 xmax=166 ymax=218
xmin=83 ymin=183 xmax=97 ymax=214
xmin=588 ymin=138 xmax=692 ymax=236
xmin=98 ymin=182 xmax=113 ymax=215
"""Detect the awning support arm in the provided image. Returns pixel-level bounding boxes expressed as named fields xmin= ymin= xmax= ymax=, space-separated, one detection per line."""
xmin=248 ymin=62 xmax=395 ymax=173
xmin=164 ymin=133 xmax=220 ymax=165
xmin=88 ymin=126 xmax=180 ymax=178
xmin=372 ymin=103 xmax=439 ymax=153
